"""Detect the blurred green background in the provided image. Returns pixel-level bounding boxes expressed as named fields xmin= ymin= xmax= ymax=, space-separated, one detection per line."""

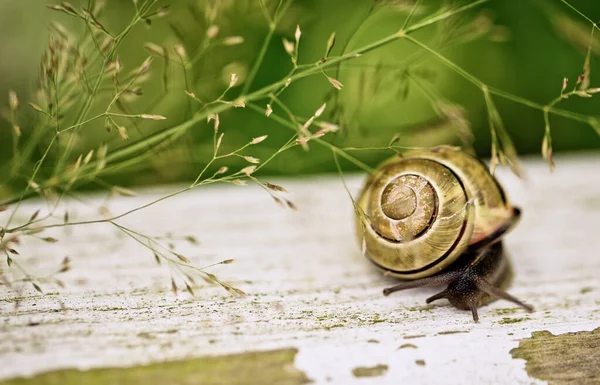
xmin=0 ymin=0 xmax=599 ymax=197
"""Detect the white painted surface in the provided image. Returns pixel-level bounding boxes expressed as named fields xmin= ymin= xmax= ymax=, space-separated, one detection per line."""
xmin=1 ymin=153 xmax=599 ymax=384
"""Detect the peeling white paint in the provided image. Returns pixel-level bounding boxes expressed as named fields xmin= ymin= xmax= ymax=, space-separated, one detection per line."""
xmin=1 ymin=154 xmax=599 ymax=384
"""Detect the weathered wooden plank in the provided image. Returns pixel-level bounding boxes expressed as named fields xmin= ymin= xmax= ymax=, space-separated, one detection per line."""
xmin=1 ymin=153 xmax=599 ymax=384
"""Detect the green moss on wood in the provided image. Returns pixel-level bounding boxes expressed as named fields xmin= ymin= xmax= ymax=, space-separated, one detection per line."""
xmin=510 ymin=327 xmax=600 ymax=384
xmin=397 ymin=343 xmax=418 ymax=349
xmin=436 ymin=330 xmax=469 ymax=335
xmin=0 ymin=348 xmax=309 ymax=385
xmin=491 ymin=308 xmax=520 ymax=316
xmin=351 ymin=364 xmax=388 ymax=378
xmin=403 ymin=334 xmax=426 ymax=339
xmin=498 ymin=317 xmax=526 ymax=324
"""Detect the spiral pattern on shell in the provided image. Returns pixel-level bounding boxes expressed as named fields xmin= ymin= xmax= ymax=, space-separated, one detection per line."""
xmin=356 ymin=148 xmax=513 ymax=279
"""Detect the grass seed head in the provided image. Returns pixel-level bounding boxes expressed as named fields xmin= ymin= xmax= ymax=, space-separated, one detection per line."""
xmin=112 ymin=186 xmax=136 ymax=197
xmin=326 ymin=32 xmax=336 ymax=56
xmin=29 ymin=103 xmax=43 ymax=112
xmin=73 ymin=155 xmax=82 ymax=171
xmin=315 ymin=103 xmax=326 ymax=117
xmin=171 ymin=278 xmax=178 ymax=296
xmin=273 ymin=196 xmax=284 ymax=207
xmin=208 ymin=113 xmax=220 ymax=132
xmin=231 ymin=99 xmax=245 ymax=108
xmin=229 ymin=73 xmax=239 ymax=87
xmin=144 ymin=43 xmax=165 ymax=57
xmin=115 ymin=56 xmax=122 ymax=73
xmin=117 ymin=126 xmax=129 ymax=140
xmin=29 ymin=181 xmax=40 ymax=192
xmin=241 ymin=165 xmax=257 ymax=175
xmin=83 ymin=150 xmax=94 ymax=165
xmin=266 ymin=183 xmax=287 ymax=193
xmin=174 ymin=44 xmax=186 ymax=58
xmin=100 ymin=37 xmax=112 ymax=54
xmin=30 ymin=209 xmax=40 ymax=222
xmin=282 ymin=38 xmax=295 ymax=56
xmin=140 ymin=114 xmax=166 ymax=120
xmin=327 ymin=76 xmax=343 ymax=90
xmin=156 ymin=5 xmax=169 ymax=17
xmin=541 ymin=135 xmax=555 ymax=172
xmin=301 ymin=116 xmax=315 ymax=133
xmin=223 ymin=36 xmax=244 ymax=45
xmin=316 ymin=121 xmax=339 ymax=133
xmin=285 ymin=199 xmax=298 ymax=211
xmin=296 ymin=137 xmax=308 ymax=146
xmin=244 ymin=156 xmax=260 ymax=164
xmin=137 ymin=57 xmax=153 ymax=76
xmin=185 ymin=282 xmax=195 ymax=296
xmin=32 ymin=282 xmax=43 ymax=293
xmin=175 ymin=253 xmax=190 ymax=263
xmin=251 ymin=135 xmax=268 ymax=144
xmin=207 ymin=25 xmax=219 ymax=39
xmin=185 ymin=235 xmax=200 ymax=245
xmin=8 ymin=90 xmax=18 ymax=111
xmin=217 ymin=166 xmax=228 ymax=174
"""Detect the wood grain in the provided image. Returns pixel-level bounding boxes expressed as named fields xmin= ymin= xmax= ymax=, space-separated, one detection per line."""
xmin=1 ymin=153 xmax=599 ymax=384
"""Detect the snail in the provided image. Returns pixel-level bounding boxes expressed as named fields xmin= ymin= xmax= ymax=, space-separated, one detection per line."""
xmin=355 ymin=147 xmax=533 ymax=322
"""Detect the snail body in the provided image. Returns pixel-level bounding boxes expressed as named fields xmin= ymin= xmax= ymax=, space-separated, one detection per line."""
xmin=356 ymin=147 xmax=533 ymax=321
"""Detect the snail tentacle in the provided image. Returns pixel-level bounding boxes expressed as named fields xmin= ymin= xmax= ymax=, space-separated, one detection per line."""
xmin=475 ymin=277 xmax=534 ymax=313
xmin=382 ymin=270 xmax=462 ymax=296
xmin=425 ymin=290 xmax=449 ymax=304
xmin=469 ymin=302 xmax=479 ymax=323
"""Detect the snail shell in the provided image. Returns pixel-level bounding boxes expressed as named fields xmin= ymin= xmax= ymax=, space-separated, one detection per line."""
xmin=355 ymin=147 xmax=533 ymax=321
xmin=356 ymin=147 xmax=513 ymax=279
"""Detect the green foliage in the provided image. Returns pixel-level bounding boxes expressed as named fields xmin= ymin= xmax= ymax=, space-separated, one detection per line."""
xmin=0 ymin=0 xmax=599 ymax=195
